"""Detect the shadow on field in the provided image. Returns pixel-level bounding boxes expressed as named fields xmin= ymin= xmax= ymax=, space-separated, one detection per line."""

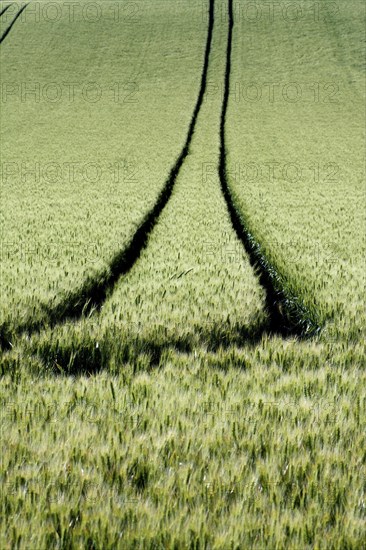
xmin=0 ymin=0 xmax=216 ymax=352
xmin=0 ymin=2 xmax=28 ymax=45
xmin=15 ymin=318 xmax=271 ymax=376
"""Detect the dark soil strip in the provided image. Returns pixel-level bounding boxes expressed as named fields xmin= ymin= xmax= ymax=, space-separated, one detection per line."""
xmin=0 ymin=4 xmax=12 ymax=18
xmin=0 ymin=0 xmax=216 ymax=350
xmin=0 ymin=2 xmax=27 ymax=45
xmin=218 ymin=0 xmax=320 ymax=338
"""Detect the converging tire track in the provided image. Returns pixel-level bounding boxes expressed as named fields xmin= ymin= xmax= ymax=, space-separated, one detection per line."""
xmin=18 ymin=0 xmax=272 ymax=374
xmin=0 ymin=0 xmax=320 ymax=358
xmin=219 ymin=0 xmax=320 ymax=337
xmin=0 ymin=2 xmax=27 ymax=45
xmin=0 ymin=0 xmax=216 ymax=350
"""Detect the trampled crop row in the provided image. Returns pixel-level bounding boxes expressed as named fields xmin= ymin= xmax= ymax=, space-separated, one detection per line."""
xmin=0 ymin=4 xmax=13 ymax=19
xmin=0 ymin=0 xmax=208 ymax=345
xmin=21 ymin=0 xmax=269 ymax=373
xmin=226 ymin=0 xmax=365 ymax=346
xmin=0 ymin=1 xmax=27 ymax=44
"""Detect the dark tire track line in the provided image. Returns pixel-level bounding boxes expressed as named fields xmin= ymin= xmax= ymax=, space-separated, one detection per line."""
xmin=0 ymin=4 xmax=12 ymax=18
xmin=0 ymin=2 xmax=27 ymax=45
xmin=218 ymin=0 xmax=320 ymax=338
xmin=0 ymin=0 xmax=216 ymax=349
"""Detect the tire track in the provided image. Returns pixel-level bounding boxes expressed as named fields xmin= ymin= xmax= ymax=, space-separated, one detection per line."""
xmin=0 ymin=4 xmax=12 ymax=18
xmin=218 ymin=0 xmax=320 ymax=337
xmin=0 ymin=2 xmax=27 ymax=45
xmin=0 ymin=0 xmax=215 ymax=349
